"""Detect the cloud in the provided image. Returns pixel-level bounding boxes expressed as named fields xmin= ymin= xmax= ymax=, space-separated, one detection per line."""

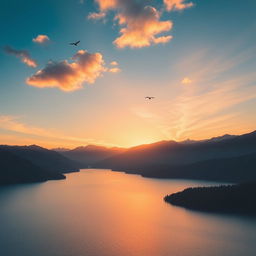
xmin=88 ymin=12 xmax=106 ymax=20
xmin=181 ymin=77 xmax=192 ymax=84
xmin=0 ymin=114 xmax=119 ymax=148
xmin=4 ymin=46 xmax=37 ymax=68
xmin=108 ymin=60 xmax=121 ymax=72
xmin=90 ymin=0 xmax=173 ymax=48
xmin=0 ymin=115 xmax=53 ymax=138
xmin=108 ymin=67 xmax=121 ymax=73
xmin=32 ymin=34 xmax=50 ymax=44
xmin=110 ymin=61 xmax=118 ymax=66
xmin=133 ymin=48 xmax=256 ymax=141
xmin=26 ymin=50 xmax=108 ymax=91
xmin=163 ymin=0 xmax=194 ymax=11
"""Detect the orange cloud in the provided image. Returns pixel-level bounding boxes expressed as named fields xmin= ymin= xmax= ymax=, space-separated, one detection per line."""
xmin=164 ymin=0 xmax=194 ymax=11
xmin=108 ymin=67 xmax=121 ymax=73
xmin=4 ymin=46 xmax=37 ymax=68
xmin=91 ymin=0 xmax=173 ymax=48
xmin=110 ymin=61 xmax=118 ymax=66
xmin=95 ymin=0 xmax=117 ymax=11
xmin=26 ymin=50 xmax=107 ymax=91
xmin=114 ymin=7 xmax=173 ymax=48
xmin=32 ymin=34 xmax=50 ymax=44
xmin=181 ymin=77 xmax=192 ymax=84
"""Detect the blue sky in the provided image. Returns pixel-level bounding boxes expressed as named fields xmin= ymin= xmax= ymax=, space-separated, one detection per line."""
xmin=0 ymin=0 xmax=256 ymax=148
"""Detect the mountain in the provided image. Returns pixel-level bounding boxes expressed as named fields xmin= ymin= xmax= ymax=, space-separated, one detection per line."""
xmin=0 ymin=148 xmax=65 ymax=185
xmin=95 ymin=130 xmax=256 ymax=182
xmin=140 ymin=152 xmax=256 ymax=182
xmin=0 ymin=145 xmax=80 ymax=175
xmin=59 ymin=145 xmax=126 ymax=166
xmin=52 ymin=147 xmax=70 ymax=152
xmin=206 ymin=134 xmax=237 ymax=142
xmin=164 ymin=182 xmax=256 ymax=215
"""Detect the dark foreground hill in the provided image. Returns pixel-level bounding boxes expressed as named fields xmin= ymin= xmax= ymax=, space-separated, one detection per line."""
xmin=164 ymin=182 xmax=256 ymax=215
xmin=0 ymin=145 xmax=80 ymax=174
xmin=0 ymin=149 xmax=65 ymax=185
xmin=0 ymin=145 xmax=82 ymax=186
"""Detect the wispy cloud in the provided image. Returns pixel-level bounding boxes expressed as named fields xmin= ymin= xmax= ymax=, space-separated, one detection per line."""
xmin=4 ymin=46 xmax=37 ymax=68
xmin=132 ymin=48 xmax=256 ymax=141
xmin=88 ymin=12 xmax=106 ymax=20
xmin=90 ymin=0 xmax=173 ymax=48
xmin=163 ymin=0 xmax=194 ymax=11
xmin=0 ymin=115 xmax=117 ymax=148
xmin=26 ymin=50 xmax=117 ymax=91
xmin=0 ymin=115 xmax=52 ymax=138
xmin=32 ymin=34 xmax=50 ymax=44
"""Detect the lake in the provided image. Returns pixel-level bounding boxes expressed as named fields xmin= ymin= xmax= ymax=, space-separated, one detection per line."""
xmin=0 ymin=169 xmax=256 ymax=256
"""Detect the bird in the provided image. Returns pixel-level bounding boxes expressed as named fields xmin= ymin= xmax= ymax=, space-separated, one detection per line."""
xmin=145 ymin=96 xmax=155 ymax=100
xmin=69 ymin=40 xmax=80 ymax=46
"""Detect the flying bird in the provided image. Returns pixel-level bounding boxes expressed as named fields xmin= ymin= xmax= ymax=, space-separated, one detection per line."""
xmin=69 ymin=40 xmax=80 ymax=46
xmin=145 ymin=96 xmax=155 ymax=100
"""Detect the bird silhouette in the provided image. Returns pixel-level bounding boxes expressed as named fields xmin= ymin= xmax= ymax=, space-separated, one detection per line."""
xmin=69 ymin=40 xmax=80 ymax=46
xmin=145 ymin=96 xmax=155 ymax=100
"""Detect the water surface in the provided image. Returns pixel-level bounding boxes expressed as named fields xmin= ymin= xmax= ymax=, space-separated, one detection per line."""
xmin=0 ymin=169 xmax=255 ymax=256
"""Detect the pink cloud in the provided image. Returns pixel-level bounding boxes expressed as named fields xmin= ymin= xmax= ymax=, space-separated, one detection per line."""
xmin=32 ymin=34 xmax=50 ymax=44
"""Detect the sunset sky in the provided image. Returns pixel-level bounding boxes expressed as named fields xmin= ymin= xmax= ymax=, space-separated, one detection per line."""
xmin=1 ymin=0 xmax=256 ymax=148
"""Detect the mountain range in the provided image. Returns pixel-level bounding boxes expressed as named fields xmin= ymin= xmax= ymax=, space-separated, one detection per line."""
xmin=93 ymin=131 xmax=256 ymax=182
xmin=62 ymin=130 xmax=255 ymax=182
xmin=1 ymin=130 xmax=256 ymax=185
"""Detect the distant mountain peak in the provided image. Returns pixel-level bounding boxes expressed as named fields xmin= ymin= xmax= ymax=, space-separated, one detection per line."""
xmin=208 ymin=134 xmax=237 ymax=142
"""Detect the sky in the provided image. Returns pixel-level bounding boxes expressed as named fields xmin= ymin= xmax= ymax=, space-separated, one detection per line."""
xmin=0 ymin=0 xmax=256 ymax=149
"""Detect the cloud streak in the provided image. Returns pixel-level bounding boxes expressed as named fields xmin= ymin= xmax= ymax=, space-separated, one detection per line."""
xmin=90 ymin=0 xmax=173 ymax=48
xmin=4 ymin=46 xmax=37 ymax=68
xmin=0 ymin=115 xmax=117 ymax=148
xmin=26 ymin=50 xmax=111 ymax=91
xmin=88 ymin=12 xmax=106 ymax=20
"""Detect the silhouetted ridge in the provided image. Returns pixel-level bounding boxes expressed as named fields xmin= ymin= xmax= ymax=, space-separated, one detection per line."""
xmin=95 ymin=130 xmax=256 ymax=182
xmin=0 ymin=145 xmax=80 ymax=174
xmin=60 ymin=145 xmax=126 ymax=166
xmin=0 ymin=148 xmax=65 ymax=185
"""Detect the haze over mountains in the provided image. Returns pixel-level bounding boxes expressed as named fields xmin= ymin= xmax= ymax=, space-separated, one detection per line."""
xmin=0 ymin=130 xmax=256 ymax=185
xmin=58 ymin=145 xmax=126 ymax=166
